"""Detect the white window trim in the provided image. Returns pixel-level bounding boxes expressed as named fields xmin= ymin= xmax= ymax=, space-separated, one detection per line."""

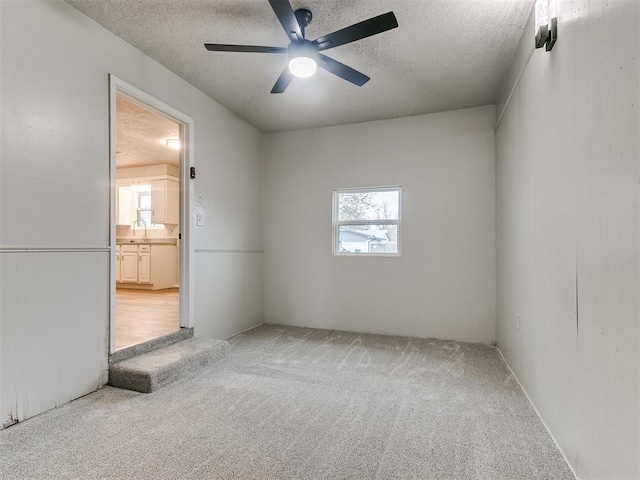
xmin=135 ymin=188 xmax=165 ymax=229
xmin=332 ymin=185 xmax=402 ymax=257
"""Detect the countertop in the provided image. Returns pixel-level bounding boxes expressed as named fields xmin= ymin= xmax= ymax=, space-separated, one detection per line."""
xmin=116 ymin=238 xmax=178 ymax=245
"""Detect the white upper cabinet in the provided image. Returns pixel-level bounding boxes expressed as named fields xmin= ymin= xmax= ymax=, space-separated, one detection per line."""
xmin=116 ymin=185 xmax=134 ymax=226
xmin=151 ymin=179 xmax=179 ymax=225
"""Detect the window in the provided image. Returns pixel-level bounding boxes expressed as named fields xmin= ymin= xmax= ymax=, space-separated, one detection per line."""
xmin=117 ymin=184 xmax=165 ymax=228
xmin=137 ymin=186 xmax=153 ymax=226
xmin=333 ymin=186 xmax=401 ymax=256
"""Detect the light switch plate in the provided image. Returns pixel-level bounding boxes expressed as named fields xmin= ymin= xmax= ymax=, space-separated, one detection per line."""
xmin=196 ymin=192 xmax=203 ymax=204
xmin=196 ymin=213 xmax=203 ymax=226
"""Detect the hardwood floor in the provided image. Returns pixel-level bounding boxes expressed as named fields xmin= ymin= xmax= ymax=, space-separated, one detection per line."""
xmin=115 ymin=287 xmax=180 ymax=350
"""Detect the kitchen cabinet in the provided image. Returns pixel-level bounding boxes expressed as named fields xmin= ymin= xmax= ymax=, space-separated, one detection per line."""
xmin=151 ymin=179 xmax=179 ymax=225
xmin=115 ymin=245 xmax=121 ymax=282
xmin=138 ymin=245 xmax=151 ymax=284
xmin=116 ymin=186 xmax=134 ymax=226
xmin=120 ymin=245 xmax=139 ymax=283
xmin=115 ymin=242 xmax=177 ymax=289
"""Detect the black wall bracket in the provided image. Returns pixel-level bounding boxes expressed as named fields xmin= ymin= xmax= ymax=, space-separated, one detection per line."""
xmin=535 ymin=17 xmax=557 ymax=51
xmin=190 ymin=166 xmax=196 ymax=179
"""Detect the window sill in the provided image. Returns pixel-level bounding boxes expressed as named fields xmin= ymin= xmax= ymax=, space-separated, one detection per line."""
xmin=333 ymin=253 xmax=401 ymax=257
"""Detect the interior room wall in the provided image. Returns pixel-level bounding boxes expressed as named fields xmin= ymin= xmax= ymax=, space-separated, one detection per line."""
xmin=263 ymin=106 xmax=496 ymax=343
xmin=0 ymin=0 xmax=263 ymax=426
xmin=494 ymin=1 xmax=639 ymax=478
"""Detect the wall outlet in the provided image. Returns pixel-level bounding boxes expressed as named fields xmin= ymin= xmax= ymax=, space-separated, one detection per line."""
xmin=196 ymin=213 xmax=203 ymax=226
xmin=516 ymin=313 xmax=521 ymax=330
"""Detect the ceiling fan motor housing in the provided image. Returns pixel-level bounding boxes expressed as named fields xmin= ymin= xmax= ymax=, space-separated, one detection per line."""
xmin=288 ymin=40 xmax=318 ymax=61
xmin=294 ymin=8 xmax=313 ymax=31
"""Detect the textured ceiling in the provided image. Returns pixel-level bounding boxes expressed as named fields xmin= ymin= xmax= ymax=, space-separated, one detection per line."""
xmin=68 ymin=0 xmax=534 ymax=133
xmin=116 ymin=94 xmax=180 ymax=168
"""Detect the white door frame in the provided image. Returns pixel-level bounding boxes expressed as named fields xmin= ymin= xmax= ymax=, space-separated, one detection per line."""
xmin=108 ymin=74 xmax=195 ymax=354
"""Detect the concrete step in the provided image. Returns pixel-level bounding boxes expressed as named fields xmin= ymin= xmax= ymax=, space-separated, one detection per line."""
xmin=108 ymin=337 xmax=229 ymax=393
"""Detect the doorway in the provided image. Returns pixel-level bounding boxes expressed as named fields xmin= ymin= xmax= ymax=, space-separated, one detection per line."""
xmin=109 ymin=75 xmax=194 ymax=353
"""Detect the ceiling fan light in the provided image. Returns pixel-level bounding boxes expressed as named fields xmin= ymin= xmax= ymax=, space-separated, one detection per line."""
xmin=289 ymin=56 xmax=317 ymax=78
xmin=166 ymin=139 xmax=181 ymax=149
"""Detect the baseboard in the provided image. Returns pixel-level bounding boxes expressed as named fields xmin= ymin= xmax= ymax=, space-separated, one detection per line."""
xmin=224 ymin=322 xmax=264 ymax=340
xmin=495 ymin=347 xmax=579 ymax=480
xmin=262 ymin=322 xmax=496 ymax=346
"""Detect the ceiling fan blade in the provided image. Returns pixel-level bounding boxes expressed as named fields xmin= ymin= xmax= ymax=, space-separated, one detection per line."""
xmin=204 ymin=44 xmax=288 ymax=54
xmin=317 ymin=54 xmax=370 ymax=86
xmin=271 ymin=67 xmax=294 ymax=94
xmin=313 ymin=12 xmax=398 ymax=51
xmin=268 ymin=0 xmax=304 ymax=42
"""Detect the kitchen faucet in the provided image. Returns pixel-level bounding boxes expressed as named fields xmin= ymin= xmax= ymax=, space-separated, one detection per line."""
xmin=132 ymin=219 xmax=148 ymax=240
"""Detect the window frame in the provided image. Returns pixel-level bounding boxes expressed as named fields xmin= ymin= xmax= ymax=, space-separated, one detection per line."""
xmin=137 ymin=189 xmax=152 ymax=225
xmin=126 ymin=184 xmax=165 ymax=229
xmin=332 ymin=185 xmax=402 ymax=257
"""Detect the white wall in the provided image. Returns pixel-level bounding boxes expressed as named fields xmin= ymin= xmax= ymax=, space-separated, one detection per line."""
xmin=495 ymin=1 xmax=639 ymax=478
xmin=264 ymin=106 xmax=496 ymax=343
xmin=0 ymin=0 xmax=263 ymax=426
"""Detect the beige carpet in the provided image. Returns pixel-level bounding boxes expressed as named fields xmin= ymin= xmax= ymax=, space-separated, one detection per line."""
xmin=0 ymin=325 xmax=573 ymax=479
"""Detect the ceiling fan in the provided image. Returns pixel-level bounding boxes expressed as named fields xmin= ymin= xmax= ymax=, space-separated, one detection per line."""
xmin=204 ymin=0 xmax=398 ymax=94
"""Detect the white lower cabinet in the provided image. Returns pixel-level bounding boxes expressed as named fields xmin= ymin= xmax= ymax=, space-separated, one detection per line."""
xmin=120 ymin=245 xmax=140 ymax=283
xmin=138 ymin=245 xmax=151 ymax=284
xmin=115 ymin=245 xmax=121 ymax=282
xmin=116 ymin=243 xmax=177 ymax=289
